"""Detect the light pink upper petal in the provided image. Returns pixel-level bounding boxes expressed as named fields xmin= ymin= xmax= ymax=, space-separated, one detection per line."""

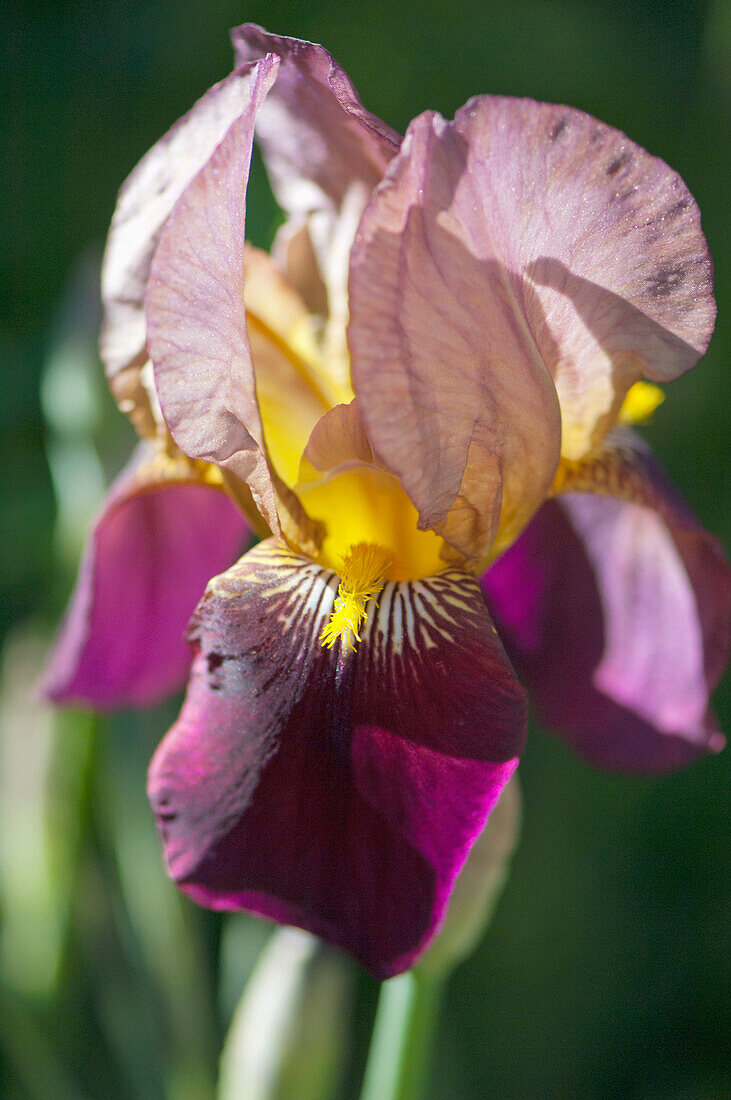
xmin=301 ymin=400 xmax=376 ymax=476
xmin=348 ymin=109 xmax=563 ymax=564
xmin=101 ymin=61 xmax=275 ymax=386
xmin=42 ymin=446 xmax=249 ymax=710
xmin=458 ymin=97 xmax=713 ymax=459
xmin=230 ymin=25 xmax=399 ymax=226
xmin=146 ymin=55 xmax=317 ymax=549
xmin=231 ymin=25 xmax=400 ymax=377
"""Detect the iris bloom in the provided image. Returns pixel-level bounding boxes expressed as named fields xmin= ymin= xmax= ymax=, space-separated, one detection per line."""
xmin=45 ymin=27 xmax=730 ymax=978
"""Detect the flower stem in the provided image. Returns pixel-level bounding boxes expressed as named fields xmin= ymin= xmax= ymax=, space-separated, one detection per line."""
xmin=359 ymin=971 xmax=443 ymax=1100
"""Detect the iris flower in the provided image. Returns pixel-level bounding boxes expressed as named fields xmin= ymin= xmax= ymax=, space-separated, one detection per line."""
xmin=45 ymin=27 xmax=730 ymax=978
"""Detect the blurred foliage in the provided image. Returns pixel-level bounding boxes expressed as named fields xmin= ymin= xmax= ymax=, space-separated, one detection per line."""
xmin=1 ymin=0 xmax=729 ymax=1096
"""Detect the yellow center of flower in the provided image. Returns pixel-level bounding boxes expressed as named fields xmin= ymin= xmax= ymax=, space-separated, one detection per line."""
xmin=617 ymin=380 xmax=665 ymax=424
xmin=319 ymin=542 xmax=392 ymax=651
xmin=298 ymin=466 xmax=446 ymax=581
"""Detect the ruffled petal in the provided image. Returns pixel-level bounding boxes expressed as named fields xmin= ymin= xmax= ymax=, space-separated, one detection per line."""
xmin=482 ymin=447 xmax=730 ymax=771
xmin=231 ymin=25 xmax=401 ymax=398
xmin=42 ymin=446 xmax=248 ymax=709
xmin=457 ymin=97 xmax=713 ymax=461
xmin=349 ymin=98 xmax=714 ymax=561
xmin=101 ymin=61 xmax=275 ymax=401
xmin=230 ymin=26 xmax=398 ymax=236
xmin=146 ymin=54 xmax=321 ymax=556
xmin=349 ymin=108 xmax=562 ymax=564
xmin=148 ymin=540 xmax=526 ymax=978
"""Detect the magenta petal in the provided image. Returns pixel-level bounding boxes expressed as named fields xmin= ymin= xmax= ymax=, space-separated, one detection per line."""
xmin=148 ymin=542 xmax=525 ymax=977
xmin=42 ymin=452 xmax=248 ymax=709
xmin=483 ymin=482 xmax=730 ymax=772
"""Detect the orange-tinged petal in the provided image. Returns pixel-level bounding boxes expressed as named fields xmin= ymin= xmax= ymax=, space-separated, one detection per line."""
xmin=243 ymin=248 xmax=330 ymax=486
xmin=299 ymin=400 xmax=376 ymax=477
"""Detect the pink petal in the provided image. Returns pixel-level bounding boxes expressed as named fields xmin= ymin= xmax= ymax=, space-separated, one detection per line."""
xmin=457 ymin=97 xmax=713 ymax=459
xmin=231 ymin=26 xmax=400 ymax=369
xmin=230 ymin=25 xmax=398 ymax=231
xmin=146 ymin=54 xmax=317 ymax=543
xmin=348 ymin=108 xmax=562 ymax=563
xmin=301 ymin=399 xmax=376 ymax=475
xmin=42 ymin=448 xmax=248 ymax=709
xmin=148 ymin=540 xmax=525 ymax=978
xmin=483 ymin=454 xmax=730 ymax=771
xmin=101 ymin=61 xmax=275 ymax=385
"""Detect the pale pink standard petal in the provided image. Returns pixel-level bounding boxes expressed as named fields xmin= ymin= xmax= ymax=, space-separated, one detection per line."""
xmin=453 ymin=97 xmax=713 ymax=459
xmin=42 ymin=449 xmax=248 ymax=709
xmin=148 ymin=541 xmax=525 ymax=977
xmin=231 ymin=25 xmax=400 ymax=387
xmin=301 ymin=399 xmax=377 ymax=476
xmin=230 ymin=25 xmax=398 ymax=226
xmin=483 ymin=462 xmax=730 ymax=772
xmin=146 ymin=54 xmax=316 ymax=547
xmin=349 ymin=109 xmax=562 ymax=564
xmin=101 ymin=62 xmax=276 ymax=385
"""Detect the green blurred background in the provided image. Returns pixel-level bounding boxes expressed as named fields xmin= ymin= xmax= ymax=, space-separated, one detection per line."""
xmin=2 ymin=1 xmax=729 ymax=1096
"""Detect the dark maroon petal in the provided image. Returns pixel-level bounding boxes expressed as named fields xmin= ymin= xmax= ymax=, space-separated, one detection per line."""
xmin=148 ymin=541 xmax=525 ymax=978
xmin=42 ymin=448 xmax=248 ymax=709
xmin=483 ymin=470 xmax=730 ymax=772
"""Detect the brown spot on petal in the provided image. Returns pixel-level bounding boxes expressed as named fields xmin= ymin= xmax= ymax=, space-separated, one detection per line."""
xmin=606 ymin=149 xmax=632 ymax=176
xmin=646 ymin=264 xmax=686 ymax=299
xmin=550 ymin=116 xmax=569 ymax=141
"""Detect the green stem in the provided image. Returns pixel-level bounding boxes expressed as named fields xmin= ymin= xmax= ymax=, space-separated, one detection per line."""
xmin=359 ymin=971 xmax=443 ymax=1100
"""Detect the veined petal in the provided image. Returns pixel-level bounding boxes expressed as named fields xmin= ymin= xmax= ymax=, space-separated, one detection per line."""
xmin=270 ymin=218 xmax=328 ymax=318
xmin=231 ymin=25 xmax=401 ymax=399
xmin=349 ymin=109 xmax=562 ymax=564
xmin=243 ymin=246 xmax=330 ymax=486
xmin=459 ymin=97 xmax=713 ymax=460
xmin=148 ymin=540 xmax=526 ymax=978
xmin=42 ymin=445 xmax=248 ymax=709
xmin=300 ymin=399 xmax=376 ymax=478
xmin=146 ymin=54 xmax=320 ymax=557
xmin=230 ymin=25 xmax=398 ymax=232
xmin=483 ymin=444 xmax=730 ymax=771
xmin=101 ymin=61 xmax=275 ymax=400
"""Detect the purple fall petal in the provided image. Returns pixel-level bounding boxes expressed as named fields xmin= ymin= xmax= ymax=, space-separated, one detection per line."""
xmin=42 ymin=450 xmax=248 ymax=709
xmin=483 ymin=482 xmax=730 ymax=772
xmin=148 ymin=541 xmax=525 ymax=978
